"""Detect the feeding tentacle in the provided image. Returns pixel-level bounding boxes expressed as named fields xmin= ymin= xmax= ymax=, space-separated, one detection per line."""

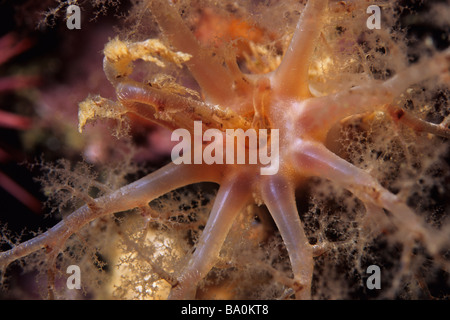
xmin=290 ymin=139 xmax=445 ymax=256
xmin=168 ymin=170 xmax=252 ymax=299
xmin=385 ymin=104 xmax=450 ymax=139
xmin=148 ymin=0 xmax=236 ymax=105
xmin=272 ymin=0 xmax=328 ymax=99
xmin=261 ymin=175 xmax=313 ymax=299
xmin=116 ymin=81 xmax=251 ymax=133
xmin=294 ymin=49 xmax=450 ymax=140
xmin=0 ymin=162 xmax=222 ymax=271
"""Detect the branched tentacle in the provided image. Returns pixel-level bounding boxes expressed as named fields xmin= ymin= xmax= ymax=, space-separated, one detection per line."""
xmin=168 ymin=170 xmax=252 ymax=299
xmin=0 ymin=162 xmax=222 ymax=271
xmin=273 ymin=0 xmax=328 ymax=99
xmin=148 ymin=0 xmax=236 ymax=105
xmin=382 ymin=48 xmax=450 ymax=97
xmin=386 ymin=104 xmax=450 ymax=139
xmin=291 ymin=139 xmax=445 ymax=256
xmin=294 ymin=49 xmax=450 ymax=140
xmin=261 ymin=175 xmax=313 ymax=299
xmin=116 ymin=81 xmax=251 ymax=132
xmin=102 ymin=37 xmax=192 ymax=87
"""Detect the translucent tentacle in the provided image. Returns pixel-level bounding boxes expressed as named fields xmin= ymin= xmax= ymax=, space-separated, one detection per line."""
xmin=291 ymin=139 xmax=444 ymax=256
xmin=294 ymin=49 xmax=450 ymax=140
xmin=261 ymin=175 xmax=313 ymax=299
xmin=116 ymin=81 xmax=251 ymax=132
xmin=0 ymin=162 xmax=222 ymax=269
xmin=382 ymin=48 xmax=450 ymax=97
xmin=386 ymin=104 xmax=450 ymax=139
xmin=149 ymin=0 xmax=235 ymax=105
xmin=168 ymin=171 xmax=252 ymax=299
xmin=273 ymin=0 xmax=328 ymax=99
